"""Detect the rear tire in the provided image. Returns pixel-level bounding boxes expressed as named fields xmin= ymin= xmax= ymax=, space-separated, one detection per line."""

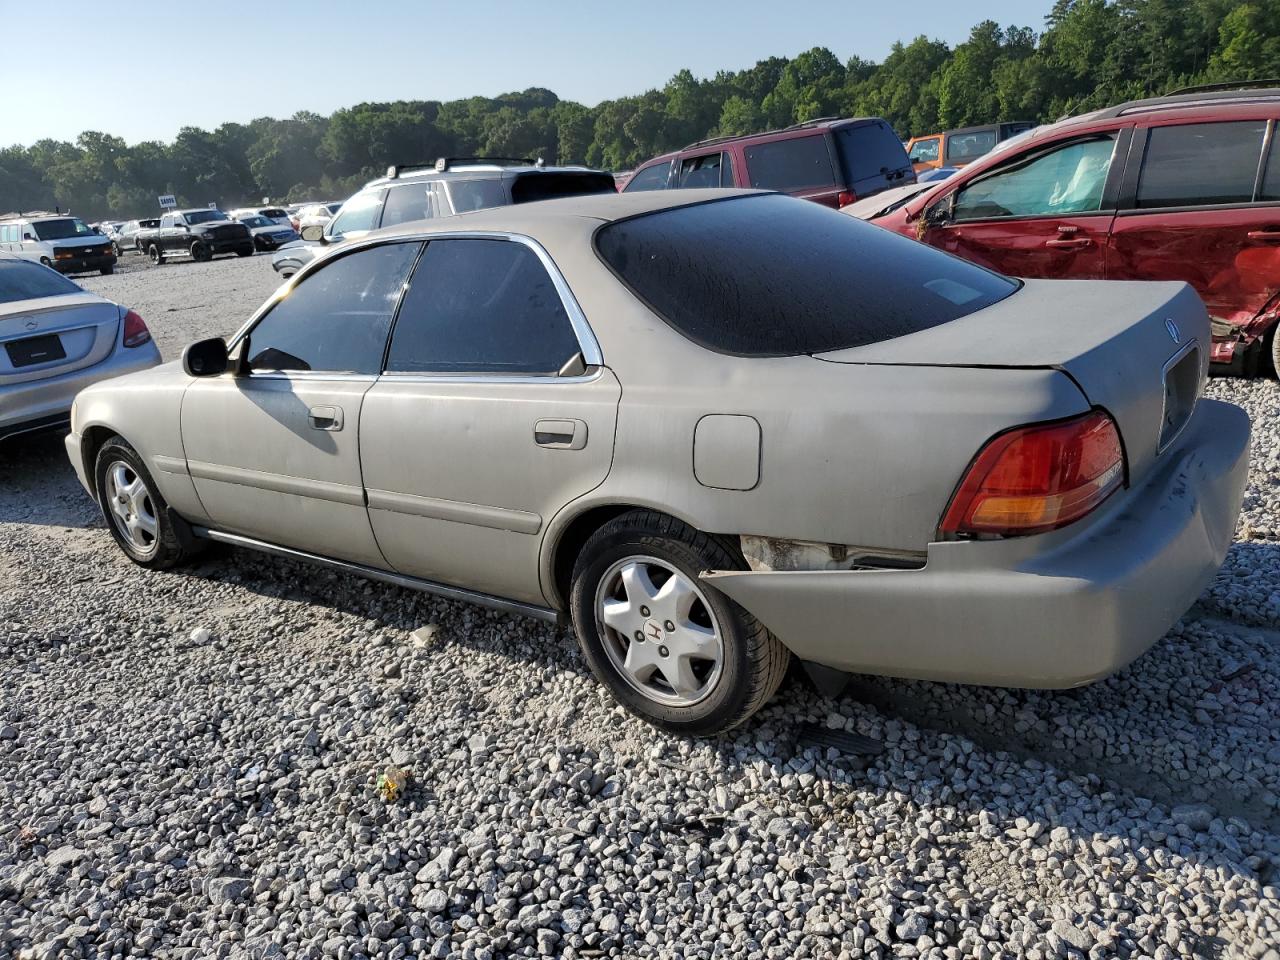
xmin=94 ymin=436 xmax=199 ymax=570
xmin=569 ymin=509 xmax=790 ymax=736
xmin=148 ymin=244 xmax=164 ymax=265
xmin=111 ymin=241 xmax=122 ymax=257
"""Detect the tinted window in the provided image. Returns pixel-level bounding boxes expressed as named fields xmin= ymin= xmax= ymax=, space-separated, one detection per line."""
xmin=386 ymin=239 xmax=580 ymax=375
xmin=381 ymin=184 xmax=433 ymax=228
xmin=909 ymin=138 xmax=940 ymax=163
xmin=447 ymin=179 xmax=507 ymax=213
xmin=679 ymin=154 xmax=725 ymax=189
xmin=510 ymin=171 xmax=616 ymax=203
xmin=1137 ymin=121 xmax=1266 ymax=208
xmin=745 ymin=136 xmax=836 ymax=191
xmin=328 ymin=190 xmax=385 ymax=236
xmin=0 ymin=259 xmax=82 ymax=303
xmin=246 ymin=242 xmax=420 ymax=374
xmin=596 ymin=194 xmax=1016 ymax=356
xmin=834 ymin=121 xmax=913 ymax=187
xmin=720 ymin=152 xmax=735 ymax=186
xmin=185 ymin=211 xmax=228 ymax=224
xmin=623 ymin=162 xmax=671 ymax=192
xmin=947 ymin=130 xmax=998 ymax=162
xmin=951 ymin=135 xmax=1116 ymax=221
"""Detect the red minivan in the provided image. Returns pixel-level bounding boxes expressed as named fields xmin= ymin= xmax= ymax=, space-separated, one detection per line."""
xmin=873 ymin=85 xmax=1280 ymax=375
xmin=621 ymin=117 xmax=915 ymax=208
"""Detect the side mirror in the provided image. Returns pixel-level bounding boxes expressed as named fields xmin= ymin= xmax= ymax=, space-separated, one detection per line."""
xmin=923 ymin=196 xmax=954 ymax=227
xmin=300 ymin=224 xmax=325 ymax=242
xmin=22 ymin=233 xmax=33 ymax=241
xmin=182 ymin=337 xmax=229 ymax=377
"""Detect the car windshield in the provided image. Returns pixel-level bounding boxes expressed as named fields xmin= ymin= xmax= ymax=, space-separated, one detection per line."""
xmin=32 ymin=219 xmax=93 ymax=240
xmin=0 ymin=259 xmax=82 ymax=303
xmin=242 ymin=216 xmax=273 ymax=227
xmin=596 ymin=193 xmax=1017 ymax=356
xmin=185 ymin=211 xmax=228 ymax=224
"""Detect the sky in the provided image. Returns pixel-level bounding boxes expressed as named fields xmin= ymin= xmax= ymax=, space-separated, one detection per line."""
xmin=2 ymin=0 xmax=1056 ymax=148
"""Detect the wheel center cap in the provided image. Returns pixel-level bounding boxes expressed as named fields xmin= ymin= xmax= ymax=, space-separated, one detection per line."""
xmin=642 ymin=619 xmax=664 ymax=643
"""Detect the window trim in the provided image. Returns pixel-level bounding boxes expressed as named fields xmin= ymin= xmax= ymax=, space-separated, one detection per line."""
xmin=1118 ymin=118 xmax=1273 ymax=214
xmin=228 ymin=230 xmax=603 ymax=382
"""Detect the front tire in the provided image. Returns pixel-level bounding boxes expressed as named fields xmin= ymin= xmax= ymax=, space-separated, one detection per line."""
xmin=236 ymin=246 xmax=254 ymax=257
xmin=111 ymin=241 xmax=122 ymax=257
xmin=190 ymin=241 xmax=209 ymax=262
xmin=94 ymin=436 xmax=197 ymax=570
xmin=99 ymin=265 xmax=113 ymax=275
xmin=569 ymin=510 xmax=790 ymax=736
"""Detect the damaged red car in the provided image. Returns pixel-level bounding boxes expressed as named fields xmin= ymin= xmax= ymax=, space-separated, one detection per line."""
xmin=870 ymin=83 xmax=1280 ymax=375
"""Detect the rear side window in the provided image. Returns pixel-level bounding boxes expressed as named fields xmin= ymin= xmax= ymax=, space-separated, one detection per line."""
xmin=386 ymin=239 xmax=581 ymax=375
xmin=1136 ymin=121 xmax=1267 ymax=208
xmin=0 ymin=259 xmax=82 ymax=303
xmin=595 ymin=194 xmax=1017 ymax=356
xmin=678 ymin=154 xmax=732 ymax=188
xmin=623 ymin=162 xmax=672 ymax=192
xmin=744 ymin=136 xmax=835 ymax=191
xmin=447 ymin=179 xmax=507 ymax=213
xmin=511 ymin=172 xmax=616 ymax=203
xmin=381 ymin=184 xmax=433 ymax=228
xmin=246 ymin=242 xmax=421 ymax=374
xmin=947 ymin=130 xmax=998 ymax=162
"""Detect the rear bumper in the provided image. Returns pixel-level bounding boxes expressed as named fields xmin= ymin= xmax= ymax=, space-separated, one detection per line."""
xmin=705 ymin=399 xmax=1250 ymax=688
xmin=0 ymin=342 xmax=162 ymax=443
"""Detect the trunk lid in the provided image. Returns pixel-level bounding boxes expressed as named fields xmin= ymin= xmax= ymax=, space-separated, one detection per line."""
xmin=814 ymin=278 xmax=1209 ymax=484
xmin=0 ymin=293 xmax=121 ymax=385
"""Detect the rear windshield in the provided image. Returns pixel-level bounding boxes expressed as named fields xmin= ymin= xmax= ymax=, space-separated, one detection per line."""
xmin=511 ymin=171 xmax=617 ymax=204
xmin=595 ymin=194 xmax=1017 ymax=356
xmin=0 ymin=259 xmax=82 ymax=303
xmin=834 ymin=121 xmax=913 ymax=182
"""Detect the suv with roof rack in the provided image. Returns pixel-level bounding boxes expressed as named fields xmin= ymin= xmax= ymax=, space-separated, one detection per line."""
xmin=873 ymin=81 xmax=1280 ymax=376
xmin=272 ymin=157 xmax=616 ymax=277
xmin=620 ymin=117 xmax=915 ymax=208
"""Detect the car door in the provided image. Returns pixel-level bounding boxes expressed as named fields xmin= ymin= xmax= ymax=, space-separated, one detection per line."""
xmin=181 ymin=240 xmax=422 ymax=567
xmin=1106 ymin=117 xmax=1277 ymax=361
xmin=360 ymin=235 xmax=621 ymax=606
xmin=917 ymin=128 xmax=1129 ymax=279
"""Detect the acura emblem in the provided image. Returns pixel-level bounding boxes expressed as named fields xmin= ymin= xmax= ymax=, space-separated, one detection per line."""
xmin=23 ymin=318 xmax=37 ymax=331
xmin=1164 ymin=318 xmax=1181 ymax=343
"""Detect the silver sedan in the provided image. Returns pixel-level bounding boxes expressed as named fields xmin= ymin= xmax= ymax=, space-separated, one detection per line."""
xmin=0 ymin=256 xmax=160 ymax=444
xmin=63 ymin=191 xmax=1249 ymax=735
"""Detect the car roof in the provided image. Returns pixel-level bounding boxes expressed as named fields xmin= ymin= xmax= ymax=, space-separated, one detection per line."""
xmin=363 ymin=164 xmax=607 ymax=190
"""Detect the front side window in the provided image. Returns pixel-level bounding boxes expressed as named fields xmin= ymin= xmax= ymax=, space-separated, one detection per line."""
xmin=381 ymin=184 xmax=434 ymax=228
xmin=910 ymin=138 xmax=940 ymax=163
xmin=33 ymin=218 xmax=93 ymax=240
xmin=623 ymin=162 xmax=672 ymax=192
xmin=328 ymin=190 xmax=385 ymax=236
xmin=744 ymin=135 xmax=836 ymax=191
xmin=386 ymin=238 xmax=581 ymax=375
xmin=245 ymin=242 xmax=421 ymax=374
xmin=0 ymin=259 xmax=82 ymax=303
xmin=1137 ymin=121 xmax=1267 ymax=208
xmin=950 ymin=135 xmax=1117 ymax=221
xmin=596 ymin=193 xmax=1016 ymax=357
xmin=947 ymin=130 xmax=998 ymax=162
xmin=446 ymin=179 xmax=508 ymax=213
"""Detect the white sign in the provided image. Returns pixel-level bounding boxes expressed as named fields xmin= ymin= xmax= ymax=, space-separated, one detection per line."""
xmin=158 ymin=194 xmax=177 ymax=209
xmin=208 ymin=202 xmax=217 ymax=209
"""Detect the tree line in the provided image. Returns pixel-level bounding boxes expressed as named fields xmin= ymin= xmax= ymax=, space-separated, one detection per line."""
xmin=3 ymin=0 xmax=1278 ymax=221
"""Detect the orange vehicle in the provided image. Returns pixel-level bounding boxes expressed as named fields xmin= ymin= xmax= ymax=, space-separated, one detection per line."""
xmin=905 ymin=121 xmax=1035 ymax=172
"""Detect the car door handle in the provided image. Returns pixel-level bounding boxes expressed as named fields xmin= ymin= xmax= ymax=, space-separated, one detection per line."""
xmin=1044 ymin=237 xmax=1093 ymax=249
xmin=1246 ymin=229 xmax=1280 ymax=241
xmin=308 ymin=405 xmax=343 ymax=431
xmin=534 ymin=419 xmax=587 ymax=450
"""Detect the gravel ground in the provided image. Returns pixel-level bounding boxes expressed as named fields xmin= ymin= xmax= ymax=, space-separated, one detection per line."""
xmin=1 ymin=256 xmax=1279 ymax=959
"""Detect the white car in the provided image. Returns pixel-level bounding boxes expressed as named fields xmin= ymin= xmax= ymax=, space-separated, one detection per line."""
xmin=0 ymin=215 xmax=117 ymax=275
xmin=228 ymin=207 xmax=292 ymax=228
xmin=296 ymin=202 xmax=342 ymax=232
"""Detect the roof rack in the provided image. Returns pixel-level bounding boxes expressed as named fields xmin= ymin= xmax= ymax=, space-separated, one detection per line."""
xmin=1165 ymin=78 xmax=1280 ymax=96
xmin=783 ymin=116 xmax=841 ymax=130
xmin=386 ymin=157 xmax=540 ymax=179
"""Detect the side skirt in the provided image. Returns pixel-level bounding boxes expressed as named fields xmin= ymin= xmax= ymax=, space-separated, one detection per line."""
xmin=192 ymin=526 xmax=560 ymax=624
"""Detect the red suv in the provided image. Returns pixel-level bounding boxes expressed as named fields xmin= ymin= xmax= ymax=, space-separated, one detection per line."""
xmin=873 ymin=84 xmax=1280 ymax=374
xmin=621 ymin=117 xmax=915 ymax=208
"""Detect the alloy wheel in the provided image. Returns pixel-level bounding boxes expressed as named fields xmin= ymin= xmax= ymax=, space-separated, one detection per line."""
xmin=104 ymin=460 xmax=159 ymax=558
xmin=594 ymin=555 xmax=725 ymax=707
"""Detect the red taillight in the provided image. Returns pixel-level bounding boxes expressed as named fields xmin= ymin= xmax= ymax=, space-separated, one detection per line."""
xmin=122 ymin=309 xmax=151 ymax=348
xmin=940 ymin=411 xmax=1125 ymax=538
xmin=837 ymin=190 xmax=856 ymax=208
